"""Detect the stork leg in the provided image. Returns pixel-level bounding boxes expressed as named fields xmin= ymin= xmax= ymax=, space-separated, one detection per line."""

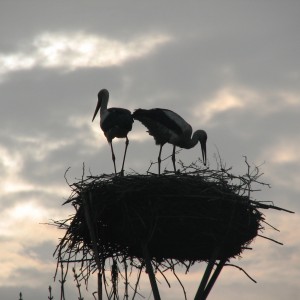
xmin=172 ymin=145 xmax=176 ymax=173
xmin=110 ymin=142 xmax=117 ymax=174
xmin=158 ymin=145 xmax=163 ymax=175
xmin=120 ymin=137 xmax=129 ymax=176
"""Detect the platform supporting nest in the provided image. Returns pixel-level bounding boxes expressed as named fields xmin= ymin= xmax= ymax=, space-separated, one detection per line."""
xmin=53 ymin=160 xmax=293 ymax=299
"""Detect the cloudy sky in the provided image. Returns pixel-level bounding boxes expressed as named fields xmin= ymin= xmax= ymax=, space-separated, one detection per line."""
xmin=1 ymin=1 xmax=299 ymax=299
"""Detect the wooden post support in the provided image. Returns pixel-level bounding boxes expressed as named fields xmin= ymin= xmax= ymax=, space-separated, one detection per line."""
xmin=203 ymin=259 xmax=226 ymax=299
xmin=194 ymin=248 xmax=219 ymax=300
xmin=97 ymin=272 xmax=102 ymax=300
xmin=142 ymin=243 xmax=161 ymax=300
xmin=83 ymin=192 xmax=103 ymax=300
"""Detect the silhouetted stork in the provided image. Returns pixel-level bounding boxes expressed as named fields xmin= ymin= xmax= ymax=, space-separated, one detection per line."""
xmin=92 ymin=89 xmax=133 ymax=174
xmin=133 ymin=108 xmax=207 ymax=174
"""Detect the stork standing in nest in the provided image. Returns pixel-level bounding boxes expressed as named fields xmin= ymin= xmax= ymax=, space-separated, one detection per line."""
xmin=92 ymin=89 xmax=133 ymax=175
xmin=133 ymin=108 xmax=207 ymax=174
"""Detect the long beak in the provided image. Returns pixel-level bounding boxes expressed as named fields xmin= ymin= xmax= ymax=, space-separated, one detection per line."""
xmin=92 ymin=98 xmax=101 ymax=122
xmin=200 ymin=141 xmax=207 ymax=166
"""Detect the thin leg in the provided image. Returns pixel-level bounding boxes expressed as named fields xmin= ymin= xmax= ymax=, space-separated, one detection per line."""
xmin=158 ymin=145 xmax=163 ymax=175
xmin=172 ymin=145 xmax=176 ymax=173
xmin=110 ymin=142 xmax=117 ymax=174
xmin=120 ymin=137 xmax=129 ymax=176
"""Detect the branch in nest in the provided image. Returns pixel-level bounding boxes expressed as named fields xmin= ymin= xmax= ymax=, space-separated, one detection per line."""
xmin=225 ymin=263 xmax=257 ymax=283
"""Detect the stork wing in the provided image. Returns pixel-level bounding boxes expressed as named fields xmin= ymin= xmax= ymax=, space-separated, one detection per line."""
xmin=133 ymin=108 xmax=184 ymax=136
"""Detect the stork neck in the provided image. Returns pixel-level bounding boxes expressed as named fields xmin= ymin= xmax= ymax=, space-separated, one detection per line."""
xmin=181 ymin=130 xmax=205 ymax=149
xmin=100 ymin=97 xmax=109 ymax=114
xmin=177 ymin=132 xmax=199 ymax=149
xmin=185 ymin=133 xmax=199 ymax=149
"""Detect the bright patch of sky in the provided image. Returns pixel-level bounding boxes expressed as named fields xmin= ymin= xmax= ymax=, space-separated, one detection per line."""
xmin=0 ymin=32 xmax=171 ymax=80
xmin=193 ymin=87 xmax=300 ymax=125
xmin=193 ymin=87 xmax=258 ymax=124
xmin=268 ymin=142 xmax=299 ymax=164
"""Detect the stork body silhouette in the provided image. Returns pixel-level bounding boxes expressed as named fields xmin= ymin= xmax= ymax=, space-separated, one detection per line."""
xmin=92 ymin=89 xmax=133 ymax=174
xmin=133 ymin=108 xmax=207 ymax=174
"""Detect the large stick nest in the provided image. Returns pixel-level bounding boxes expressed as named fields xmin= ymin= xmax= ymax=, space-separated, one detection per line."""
xmin=53 ymin=159 xmax=292 ymax=287
xmin=72 ymin=174 xmax=258 ymax=261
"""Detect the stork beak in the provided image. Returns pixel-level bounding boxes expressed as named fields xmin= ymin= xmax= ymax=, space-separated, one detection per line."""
xmin=200 ymin=140 xmax=207 ymax=166
xmin=92 ymin=97 xmax=101 ymax=122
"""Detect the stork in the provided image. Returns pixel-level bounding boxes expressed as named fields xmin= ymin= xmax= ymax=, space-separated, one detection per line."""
xmin=92 ymin=89 xmax=133 ymax=175
xmin=133 ymin=108 xmax=207 ymax=174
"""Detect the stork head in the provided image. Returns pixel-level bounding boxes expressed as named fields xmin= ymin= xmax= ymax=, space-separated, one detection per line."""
xmin=92 ymin=89 xmax=109 ymax=121
xmin=197 ymin=130 xmax=207 ymax=166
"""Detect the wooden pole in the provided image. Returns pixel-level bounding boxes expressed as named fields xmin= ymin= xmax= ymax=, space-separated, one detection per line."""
xmin=142 ymin=243 xmax=161 ymax=300
xmin=97 ymin=272 xmax=102 ymax=300
xmin=194 ymin=248 xmax=219 ymax=300
xmin=202 ymin=259 xmax=226 ymax=299
xmin=83 ymin=192 xmax=103 ymax=300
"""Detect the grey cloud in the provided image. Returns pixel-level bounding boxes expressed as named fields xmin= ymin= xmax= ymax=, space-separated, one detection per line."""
xmin=0 ymin=1 xmax=299 ymax=300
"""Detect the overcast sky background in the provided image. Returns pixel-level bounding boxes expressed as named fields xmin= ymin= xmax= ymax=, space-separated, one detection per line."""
xmin=0 ymin=1 xmax=300 ymax=299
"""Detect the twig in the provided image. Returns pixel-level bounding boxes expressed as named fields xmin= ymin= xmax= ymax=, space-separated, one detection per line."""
xmin=146 ymin=149 xmax=182 ymax=173
xmin=48 ymin=286 xmax=54 ymax=300
xmin=59 ymin=261 xmax=67 ymax=300
xmin=132 ymin=264 xmax=145 ymax=300
xmin=261 ymin=220 xmax=280 ymax=232
xmin=73 ymin=267 xmax=84 ymax=300
xmin=170 ymin=264 xmax=187 ymax=300
xmin=225 ymin=264 xmax=257 ymax=283
xmin=258 ymin=234 xmax=284 ymax=245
